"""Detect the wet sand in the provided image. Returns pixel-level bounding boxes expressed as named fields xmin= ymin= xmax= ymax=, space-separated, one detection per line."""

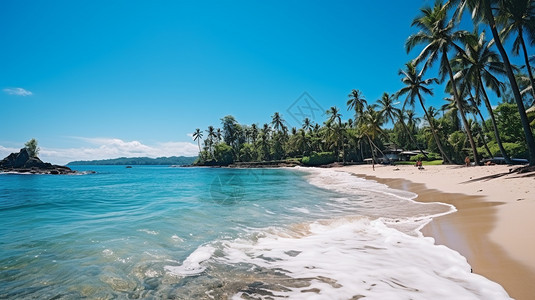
xmin=335 ymin=164 xmax=535 ymax=300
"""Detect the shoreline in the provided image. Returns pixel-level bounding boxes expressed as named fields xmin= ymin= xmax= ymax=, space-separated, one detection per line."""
xmin=334 ymin=164 xmax=535 ymax=300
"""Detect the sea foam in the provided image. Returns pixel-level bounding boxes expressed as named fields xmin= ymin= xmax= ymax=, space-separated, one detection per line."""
xmin=163 ymin=168 xmax=510 ymax=299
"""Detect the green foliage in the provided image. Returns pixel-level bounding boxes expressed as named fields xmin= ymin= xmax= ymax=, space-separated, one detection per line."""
xmin=494 ymin=103 xmax=525 ymax=143
xmin=409 ymin=152 xmax=441 ymax=162
xmin=397 ymin=160 xmax=443 ymax=165
xmin=239 ymin=143 xmax=256 ymax=162
xmin=302 ymin=152 xmax=336 ymax=166
xmin=213 ymin=143 xmax=234 ymax=165
xmin=24 ymin=138 xmax=40 ymax=158
xmin=478 ymin=142 xmax=527 ymax=159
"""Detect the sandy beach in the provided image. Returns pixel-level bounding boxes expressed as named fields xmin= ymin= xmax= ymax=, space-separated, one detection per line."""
xmin=334 ymin=164 xmax=535 ymax=300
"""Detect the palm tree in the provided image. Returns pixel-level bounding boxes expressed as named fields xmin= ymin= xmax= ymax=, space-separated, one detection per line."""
xmin=347 ymin=89 xmax=368 ymax=125
xmin=449 ymin=0 xmax=535 ymax=165
xmin=193 ymin=128 xmax=203 ymax=153
xmin=379 ymin=92 xmax=429 ymax=158
xmin=302 ymin=117 xmax=313 ymax=133
xmin=250 ymin=124 xmax=259 ymax=144
xmin=206 ymin=126 xmax=216 ymax=153
xmin=453 ymin=30 xmax=512 ymax=162
xmin=216 ymin=128 xmax=222 ymax=143
xmin=498 ymin=0 xmax=535 ymax=100
xmin=360 ymin=104 xmax=387 ymax=167
xmin=397 ymin=61 xmax=453 ymax=164
xmin=271 ymin=112 xmax=285 ymax=133
xmin=407 ymin=0 xmax=480 ymax=164
xmin=326 ymin=106 xmax=344 ymax=162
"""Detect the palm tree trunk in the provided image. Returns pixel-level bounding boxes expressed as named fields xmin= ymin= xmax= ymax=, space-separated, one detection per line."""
xmin=518 ymin=27 xmax=535 ymax=102
xmin=444 ymin=56 xmax=480 ymax=165
xmin=471 ymin=112 xmax=493 ymax=158
xmin=417 ymin=94 xmax=453 ymax=164
xmin=399 ymin=118 xmax=428 ymax=159
xmin=486 ymin=4 xmax=535 ymax=166
xmin=366 ymin=135 xmax=376 ymax=170
xmin=478 ymin=77 xmax=512 ymax=163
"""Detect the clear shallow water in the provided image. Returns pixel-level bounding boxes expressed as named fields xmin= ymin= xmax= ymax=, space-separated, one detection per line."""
xmin=0 ymin=166 xmax=510 ymax=299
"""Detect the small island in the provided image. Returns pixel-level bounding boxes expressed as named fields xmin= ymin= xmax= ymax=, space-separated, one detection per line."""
xmin=0 ymin=139 xmax=76 ymax=175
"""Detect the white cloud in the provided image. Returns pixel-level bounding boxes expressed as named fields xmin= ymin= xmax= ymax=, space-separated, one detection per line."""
xmin=3 ymin=87 xmax=33 ymax=96
xmin=0 ymin=138 xmax=199 ymax=165
xmin=0 ymin=145 xmax=19 ymax=159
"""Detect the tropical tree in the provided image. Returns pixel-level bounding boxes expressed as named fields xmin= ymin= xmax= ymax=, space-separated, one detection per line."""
xmin=378 ymin=92 xmax=429 ymax=158
xmin=24 ymin=138 xmax=40 ymax=158
xmin=407 ymin=0 xmax=480 ymax=164
xmin=192 ymin=129 xmax=203 ymax=154
xmin=449 ymin=0 xmax=535 ymax=165
xmin=206 ymin=125 xmax=217 ymax=153
xmin=497 ymin=0 xmax=535 ymax=100
xmin=453 ymin=30 xmax=512 ymax=162
xmin=397 ymin=61 xmax=453 ymax=163
xmin=347 ymin=89 xmax=368 ymax=125
xmin=250 ymin=124 xmax=259 ymax=144
xmin=359 ymin=104 xmax=387 ymax=167
xmin=271 ymin=112 xmax=285 ymax=133
xmin=302 ymin=117 xmax=313 ymax=133
xmin=326 ymin=106 xmax=346 ymax=162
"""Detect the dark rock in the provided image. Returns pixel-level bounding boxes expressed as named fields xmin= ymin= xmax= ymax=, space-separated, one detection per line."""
xmin=0 ymin=148 xmax=77 ymax=175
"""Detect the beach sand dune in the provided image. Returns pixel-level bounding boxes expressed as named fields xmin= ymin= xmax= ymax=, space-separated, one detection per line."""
xmin=335 ymin=164 xmax=535 ymax=300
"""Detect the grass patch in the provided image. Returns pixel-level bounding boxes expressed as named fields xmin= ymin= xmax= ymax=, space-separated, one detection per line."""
xmin=394 ymin=160 xmax=444 ymax=165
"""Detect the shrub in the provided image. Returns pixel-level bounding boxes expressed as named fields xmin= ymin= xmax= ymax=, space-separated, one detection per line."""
xmin=302 ymin=152 xmax=335 ymax=166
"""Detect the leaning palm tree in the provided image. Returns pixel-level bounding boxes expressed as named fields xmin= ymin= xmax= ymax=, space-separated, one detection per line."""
xmin=359 ymin=104 xmax=387 ymax=167
xmin=192 ymin=128 xmax=203 ymax=153
xmin=448 ymin=0 xmax=535 ymax=165
xmin=397 ymin=61 xmax=453 ymax=164
xmin=347 ymin=89 xmax=368 ymax=125
xmin=497 ymin=0 xmax=535 ymax=100
xmin=379 ymin=92 xmax=428 ymax=158
xmin=452 ymin=30 xmax=512 ymax=162
xmin=407 ymin=0 xmax=480 ymax=164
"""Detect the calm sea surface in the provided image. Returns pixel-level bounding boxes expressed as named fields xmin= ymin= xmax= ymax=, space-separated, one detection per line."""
xmin=0 ymin=166 xmax=510 ymax=299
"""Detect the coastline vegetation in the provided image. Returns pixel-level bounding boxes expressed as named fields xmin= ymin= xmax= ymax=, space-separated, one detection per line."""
xmin=195 ymin=0 xmax=535 ymax=167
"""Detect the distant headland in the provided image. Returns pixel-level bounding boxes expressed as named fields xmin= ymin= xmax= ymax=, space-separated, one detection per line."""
xmin=67 ymin=156 xmax=197 ymax=166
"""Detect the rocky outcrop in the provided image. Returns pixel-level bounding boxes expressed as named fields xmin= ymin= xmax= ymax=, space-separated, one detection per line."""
xmin=0 ymin=148 xmax=76 ymax=174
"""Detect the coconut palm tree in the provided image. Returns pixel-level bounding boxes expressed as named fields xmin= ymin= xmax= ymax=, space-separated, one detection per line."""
xmin=378 ymin=92 xmax=428 ymax=158
xmin=302 ymin=117 xmax=313 ymax=133
xmin=193 ymin=128 xmax=203 ymax=154
xmin=397 ymin=61 xmax=453 ymax=164
xmin=347 ymin=89 xmax=368 ymax=125
xmin=271 ymin=112 xmax=285 ymax=133
xmin=449 ymin=0 xmax=535 ymax=165
xmin=360 ymin=104 xmax=387 ymax=167
xmin=498 ymin=0 xmax=535 ymax=100
xmin=407 ymin=0 xmax=480 ymax=164
xmin=206 ymin=126 xmax=217 ymax=153
xmin=216 ymin=128 xmax=222 ymax=143
xmin=326 ymin=106 xmax=345 ymax=162
xmin=452 ymin=30 xmax=512 ymax=162
xmin=250 ymin=124 xmax=258 ymax=144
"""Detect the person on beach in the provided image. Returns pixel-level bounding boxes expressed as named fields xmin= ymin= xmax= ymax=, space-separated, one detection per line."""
xmin=465 ymin=156 xmax=470 ymax=167
xmin=416 ymin=159 xmax=423 ymax=170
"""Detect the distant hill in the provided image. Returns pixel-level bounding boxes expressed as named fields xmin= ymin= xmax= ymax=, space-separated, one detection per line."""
xmin=67 ymin=156 xmax=197 ymax=166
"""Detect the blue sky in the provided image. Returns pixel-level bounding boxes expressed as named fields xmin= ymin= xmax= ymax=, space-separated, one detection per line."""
xmin=0 ymin=0 xmax=528 ymax=164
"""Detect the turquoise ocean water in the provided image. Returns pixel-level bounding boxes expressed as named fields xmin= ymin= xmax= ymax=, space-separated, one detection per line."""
xmin=0 ymin=166 xmax=510 ymax=299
